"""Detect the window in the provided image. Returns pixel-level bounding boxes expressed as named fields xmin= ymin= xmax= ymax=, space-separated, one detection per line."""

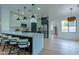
xmin=51 ymin=24 xmax=54 ymax=30
xmin=62 ymin=20 xmax=76 ymax=32
xmin=62 ymin=21 xmax=68 ymax=32
xmin=69 ymin=20 xmax=76 ymax=32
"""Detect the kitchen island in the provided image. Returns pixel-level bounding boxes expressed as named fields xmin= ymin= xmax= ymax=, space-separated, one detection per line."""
xmin=2 ymin=31 xmax=44 ymax=55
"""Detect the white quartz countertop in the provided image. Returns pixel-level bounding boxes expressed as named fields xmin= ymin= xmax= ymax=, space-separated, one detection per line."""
xmin=2 ymin=31 xmax=43 ymax=37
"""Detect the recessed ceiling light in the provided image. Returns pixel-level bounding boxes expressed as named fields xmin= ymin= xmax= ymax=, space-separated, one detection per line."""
xmin=38 ymin=8 xmax=40 ymax=10
xmin=28 ymin=10 xmax=32 ymax=12
xmin=34 ymin=14 xmax=36 ymax=16
xmin=22 ymin=12 xmax=24 ymax=14
xmin=14 ymin=15 xmax=17 ymax=16
xmin=77 ymin=4 xmax=79 ymax=8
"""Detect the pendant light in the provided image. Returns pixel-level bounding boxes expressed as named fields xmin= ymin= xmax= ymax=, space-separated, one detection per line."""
xmin=31 ymin=15 xmax=35 ymax=18
xmin=16 ymin=9 xmax=20 ymax=21
xmin=23 ymin=7 xmax=27 ymax=20
xmin=17 ymin=17 xmax=20 ymax=21
xmin=31 ymin=4 xmax=35 ymax=19
xmin=67 ymin=8 xmax=76 ymax=22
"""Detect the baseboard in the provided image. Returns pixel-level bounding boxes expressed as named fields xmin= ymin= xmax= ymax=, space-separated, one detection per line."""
xmin=57 ymin=37 xmax=79 ymax=41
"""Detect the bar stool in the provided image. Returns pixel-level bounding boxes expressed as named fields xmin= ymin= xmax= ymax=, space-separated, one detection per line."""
xmin=2 ymin=35 xmax=10 ymax=51
xmin=0 ymin=34 xmax=4 ymax=46
xmin=0 ymin=38 xmax=3 ymax=46
xmin=8 ymin=37 xmax=19 ymax=55
xmin=17 ymin=39 xmax=31 ymax=55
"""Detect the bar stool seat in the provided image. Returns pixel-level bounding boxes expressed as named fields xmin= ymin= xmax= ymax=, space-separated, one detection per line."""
xmin=17 ymin=39 xmax=31 ymax=55
xmin=9 ymin=38 xmax=17 ymax=45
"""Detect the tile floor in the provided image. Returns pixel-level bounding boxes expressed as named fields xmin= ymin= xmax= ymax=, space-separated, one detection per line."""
xmin=39 ymin=36 xmax=79 ymax=55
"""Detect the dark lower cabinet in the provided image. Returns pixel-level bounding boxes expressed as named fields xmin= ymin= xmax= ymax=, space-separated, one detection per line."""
xmin=31 ymin=23 xmax=37 ymax=32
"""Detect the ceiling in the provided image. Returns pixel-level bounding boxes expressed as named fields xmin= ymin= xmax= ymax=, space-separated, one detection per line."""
xmin=1 ymin=4 xmax=48 ymax=18
xmin=48 ymin=4 xmax=79 ymax=20
xmin=0 ymin=4 xmax=79 ymax=19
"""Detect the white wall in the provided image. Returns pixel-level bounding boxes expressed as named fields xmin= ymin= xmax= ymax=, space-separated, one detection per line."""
xmin=0 ymin=6 xmax=1 ymax=33
xmin=48 ymin=5 xmax=79 ymax=40
xmin=1 ymin=6 xmax=10 ymax=32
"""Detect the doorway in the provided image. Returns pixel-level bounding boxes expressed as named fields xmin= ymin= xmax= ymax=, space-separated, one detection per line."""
xmin=31 ymin=23 xmax=37 ymax=32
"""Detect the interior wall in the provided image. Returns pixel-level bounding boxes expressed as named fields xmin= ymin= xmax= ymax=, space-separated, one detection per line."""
xmin=0 ymin=6 xmax=1 ymax=33
xmin=48 ymin=5 xmax=79 ymax=40
xmin=1 ymin=6 xmax=10 ymax=33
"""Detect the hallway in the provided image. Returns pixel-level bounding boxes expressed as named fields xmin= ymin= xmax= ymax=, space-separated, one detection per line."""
xmin=39 ymin=37 xmax=79 ymax=55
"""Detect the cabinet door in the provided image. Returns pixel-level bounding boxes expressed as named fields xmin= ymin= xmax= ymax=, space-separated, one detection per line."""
xmin=31 ymin=23 xmax=37 ymax=32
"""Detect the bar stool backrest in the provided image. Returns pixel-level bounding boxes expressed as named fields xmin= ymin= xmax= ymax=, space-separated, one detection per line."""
xmin=8 ymin=36 xmax=12 ymax=39
xmin=9 ymin=37 xmax=18 ymax=45
xmin=0 ymin=34 xmax=3 ymax=38
xmin=18 ymin=39 xmax=28 ymax=48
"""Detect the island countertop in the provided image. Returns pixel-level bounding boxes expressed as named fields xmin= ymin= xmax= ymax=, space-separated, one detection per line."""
xmin=1 ymin=31 xmax=43 ymax=37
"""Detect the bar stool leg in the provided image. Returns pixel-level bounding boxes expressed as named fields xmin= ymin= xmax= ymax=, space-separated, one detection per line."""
xmin=8 ymin=46 xmax=11 ymax=55
xmin=0 ymin=39 xmax=2 ymax=46
xmin=17 ymin=48 xmax=20 ymax=55
xmin=2 ymin=42 xmax=6 ymax=51
xmin=0 ymin=42 xmax=1 ymax=46
xmin=24 ymin=48 xmax=26 ymax=54
xmin=28 ymin=47 xmax=31 ymax=55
